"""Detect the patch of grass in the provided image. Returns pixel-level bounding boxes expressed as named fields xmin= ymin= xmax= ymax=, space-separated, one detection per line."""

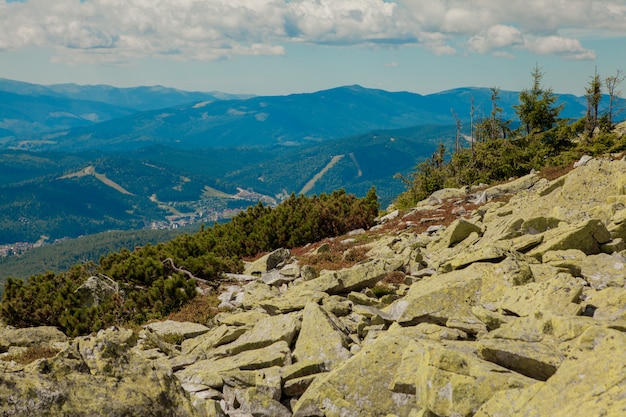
xmin=1 ymin=346 xmax=60 ymax=365
xmin=382 ymin=271 xmax=406 ymax=285
xmin=371 ymin=283 xmax=395 ymax=298
xmin=161 ymin=333 xmax=186 ymax=346
xmin=165 ymin=292 xmax=220 ymax=325
xmin=343 ymin=246 xmax=369 ymax=263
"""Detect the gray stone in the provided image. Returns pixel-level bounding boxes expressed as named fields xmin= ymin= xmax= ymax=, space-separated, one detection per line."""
xmin=145 ymin=320 xmax=210 ymax=340
xmin=75 ymin=274 xmax=119 ymax=308
xmin=580 ymin=252 xmax=626 ymax=289
xmin=293 ymin=302 xmax=351 ymax=370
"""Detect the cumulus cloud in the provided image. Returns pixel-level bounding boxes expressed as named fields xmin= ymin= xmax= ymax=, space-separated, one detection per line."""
xmin=526 ymin=36 xmax=596 ymax=60
xmin=468 ymin=25 xmax=524 ymax=54
xmin=0 ymin=0 xmax=623 ymax=63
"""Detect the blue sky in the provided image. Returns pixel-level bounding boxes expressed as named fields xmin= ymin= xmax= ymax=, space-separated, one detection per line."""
xmin=1 ymin=0 xmax=625 ymax=96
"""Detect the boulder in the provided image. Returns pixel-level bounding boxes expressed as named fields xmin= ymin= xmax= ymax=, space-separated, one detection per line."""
xmin=579 ymin=252 xmax=626 ymax=289
xmin=292 ymin=324 xmax=426 ymax=417
xmin=429 ymin=218 xmax=483 ymax=251
xmin=0 ymin=326 xmax=199 ymax=417
xmin=74 ymin=274 xmax=119 ymax=308
xmin=0 ymin=326 xmax=67 ymax=353
xmin=495 ymin=274 xmax=585 ymax=317
xmin=240 ymin=281 xmax=280 ymax=309
xmin=384 ymin=262 xmax=490 ymax=326
xmin=214 ymin=310 xmax=269 ymax=326
xmin=410 ymin=340 xmax=537 ymax=417
xmin=213 ymin=313 xmax=300 ymax=357
xmin=182 ymin=324 xmax=247 ymax=356
xmin=483 ymin=171 xmax=540 ymax=199
xmin=292 ymin=302 xmax=351 ymax=370
xmin=176 ymin=341 xmax=292 ymax=388
xmin=145 ymin=320 xmax=210 ymax=340
xmin=295 ymin=258 xmax=402 ymax=295
xmin=475 ymin=327 xmax=626 ymax=417
xmin=259 ymin=289 xmax=327 ymax=314
xmin=244 ymin=248 xmax=291 ymax=275
xmin=583 ymin=287 xmax=626 ymax=322
xmin=476 ymin=338 xmax=563 ymax=380
xmin=526 ymin=219 xmax=611 ymax=260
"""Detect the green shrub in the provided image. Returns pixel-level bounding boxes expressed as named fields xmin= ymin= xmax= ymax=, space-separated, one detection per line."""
xmin=1 ymin=188 xmax=379 ymax=336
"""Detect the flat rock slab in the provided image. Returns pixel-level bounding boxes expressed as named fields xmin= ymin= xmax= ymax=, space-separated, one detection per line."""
xmin=293 ymin=302 xmax=351 ymax=370
xmin=475 ymin=327 xmax=626 ymax=417
xmin=176 ymin=341 xmax=292 ymax=387
xmin=292 ymin=324 xmax=425 ymax=417
xmin=145 ymin=320 xmax=210 ymax=340
xmin=477 ymin=338 xmax=564 ymax=381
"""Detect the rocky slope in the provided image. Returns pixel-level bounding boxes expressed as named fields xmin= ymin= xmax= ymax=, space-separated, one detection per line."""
xmin=2 ymin=155 xmax=626 ymax=416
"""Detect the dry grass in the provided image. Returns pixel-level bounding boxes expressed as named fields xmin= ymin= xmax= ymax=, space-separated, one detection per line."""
xmin=539 ymin=164 xmax=575 ymax=181
xmin=166 ymin=292 xmax=221 ymax=324
xmin=1 ymin=346 xmax=60 ymax=365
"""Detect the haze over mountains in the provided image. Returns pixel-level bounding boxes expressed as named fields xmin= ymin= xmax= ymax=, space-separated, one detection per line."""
xmin=0 ymin=78 xmax=623 ymax=246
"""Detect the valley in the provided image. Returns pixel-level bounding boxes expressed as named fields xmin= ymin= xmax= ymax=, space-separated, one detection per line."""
xmin=1 ymin=78 xmax=624 ymax=275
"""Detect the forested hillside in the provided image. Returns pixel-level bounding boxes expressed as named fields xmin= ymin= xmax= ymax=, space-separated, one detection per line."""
xmin=0 ymin=228 xmax=191 ymax=282
xmin=1 ymin=188 xmax=378 ymax=336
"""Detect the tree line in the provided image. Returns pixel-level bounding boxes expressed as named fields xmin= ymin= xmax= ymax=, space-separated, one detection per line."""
xmin=1 ymin=188 xmax=378 ymax=336
xmin=395 ymin=65 xmax=625 ymax=207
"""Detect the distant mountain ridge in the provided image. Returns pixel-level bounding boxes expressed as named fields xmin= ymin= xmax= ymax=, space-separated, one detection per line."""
xmin=0 ymin=78 xmax=253 ymax=140
xmin=1 ymin=78 xmax=624 ymax=245
xmin=1 ymin=80 xmax=619 ymax=152
xmin=0 ymin=78 xmax=252 ymax=111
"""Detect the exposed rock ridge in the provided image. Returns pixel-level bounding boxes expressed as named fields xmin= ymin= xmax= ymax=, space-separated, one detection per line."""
xmin=2 ymin=156 xmax=626 ymax=416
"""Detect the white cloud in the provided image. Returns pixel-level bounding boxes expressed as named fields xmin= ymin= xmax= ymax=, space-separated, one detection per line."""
xmin=526 ymin=36 xmax=597 ymax=60
xmin=468 ymin=25 xmax=524 ymax=54
xmin=0 ymin=0 xmax=623 ymax=64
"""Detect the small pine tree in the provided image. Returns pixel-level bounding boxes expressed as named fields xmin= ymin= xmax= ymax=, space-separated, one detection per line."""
xmin=514 ymin=64 xmax=563 ymax=134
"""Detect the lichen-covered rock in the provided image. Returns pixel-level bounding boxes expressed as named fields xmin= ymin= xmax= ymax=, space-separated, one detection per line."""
xmin=0 ymin=326 xmax=67 ymax=352
xmin=182 ymin=324 xmax=247 ymax=356
xmin=214 ymin=310 xmax=269 ymax=326
xmin=579 ymin=252 xmax=626 ymax=289
xmin=495 ymin=274 xmax=585 ymax=317
xmin=411 ymin=340 xmax=537 ymax=417
xmin=145 ymin=320 xmax=210 ymax=340
xmin=213 ymin=313 xmax=300 ymax=357
xmin=295 ymin=258 xmax=402 ymax=295
xmin=176 ymin=341 xmax=292 ymax=388
xmin=483 ymin=171 xmax=540 ymax=199
xmin=583 ymin=286 xmax=626 ymax=322
xmin=292 ymin=324 xmax=424 ymax=417
xmin=384 ymin=262 xmax=487 ymax=326
xmin=0 ymin=326 xmax=199 ymax=417
xmin=429 ymin=218 xmax=483 ymax=251
xmin=240 ymin=281 xmax=280 ymax=309
xmin=475 ymin=327 xmax=626 ymax=417
xmin=259 ymin=289 xmax=327 ymax=314
xmin=477 ymin=338 xmax=564 ymax=380
xmin=292 ymin=302 xmax=351 ymax=370
xmin=75 ymin=274 xmax=120 ymax=308
xmin=244 ymin=248 xmax=291 ymax=275
xmin=526 ymin=219 xmax=611 ymax=260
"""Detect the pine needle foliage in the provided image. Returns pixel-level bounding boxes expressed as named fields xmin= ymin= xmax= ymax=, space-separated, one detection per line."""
xmin=1 ymin=187 xmax=378 ymax=336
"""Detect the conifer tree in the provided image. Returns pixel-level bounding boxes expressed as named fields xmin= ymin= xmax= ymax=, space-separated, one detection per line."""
xmin=514 ymin=64 xmax=563 ymax=134
xmin=585 ymin=68 xmax=602 ymax=138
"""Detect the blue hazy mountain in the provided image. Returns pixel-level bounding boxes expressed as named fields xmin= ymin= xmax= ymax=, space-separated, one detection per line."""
xmin=1 ymin=79 xmax=623 ymax=244
xmin=1 ymin=82 xmax=609 ymax=152
xmin=0 ymin=78 xmax=252 ymax=140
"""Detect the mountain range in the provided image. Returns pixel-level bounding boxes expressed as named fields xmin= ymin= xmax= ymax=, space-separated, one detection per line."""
xmin=0 ymin=78 xmax=623 ymax=245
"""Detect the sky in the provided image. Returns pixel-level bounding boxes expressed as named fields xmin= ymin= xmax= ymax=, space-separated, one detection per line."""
xmin=0 ymin=0 xmax=625 ymax=97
